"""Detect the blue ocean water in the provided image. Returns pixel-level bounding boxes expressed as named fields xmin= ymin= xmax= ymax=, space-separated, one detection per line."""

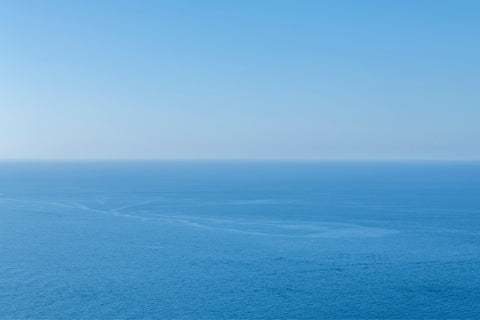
xmin=1 ymin=161 xmax=479 ymax=319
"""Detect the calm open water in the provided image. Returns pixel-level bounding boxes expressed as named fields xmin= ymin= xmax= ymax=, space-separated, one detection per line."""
xmin=1 ymin=161 xmax=479 ymax=319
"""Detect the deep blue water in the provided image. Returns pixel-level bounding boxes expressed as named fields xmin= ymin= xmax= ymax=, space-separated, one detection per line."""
xmin=1 ymin=161 xmax=480 ymax=319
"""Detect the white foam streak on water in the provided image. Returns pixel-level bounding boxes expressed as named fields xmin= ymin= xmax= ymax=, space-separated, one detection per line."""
xmin=0 ymin=196 xmax=397 ymax=238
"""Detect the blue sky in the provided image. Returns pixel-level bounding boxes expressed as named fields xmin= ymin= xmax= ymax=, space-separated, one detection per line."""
xmin=1 ymin=0 xmax=479 ymax=159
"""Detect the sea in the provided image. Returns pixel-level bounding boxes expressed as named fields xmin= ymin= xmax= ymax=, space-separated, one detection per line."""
xmin=1 ymin=161 xmax=479 ymax=319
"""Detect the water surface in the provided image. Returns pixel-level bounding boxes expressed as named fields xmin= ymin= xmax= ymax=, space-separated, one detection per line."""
xmin=1 ymin=161 xmax=479 ymax=319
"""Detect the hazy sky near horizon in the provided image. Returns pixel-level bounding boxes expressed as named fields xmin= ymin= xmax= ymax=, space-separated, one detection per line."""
xmin=1 ymin=0 xmax=479 ymax=159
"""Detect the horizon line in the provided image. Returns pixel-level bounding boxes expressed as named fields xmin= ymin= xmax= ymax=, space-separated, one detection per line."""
xmin=1 ymin=158 xmax=480 ymax=162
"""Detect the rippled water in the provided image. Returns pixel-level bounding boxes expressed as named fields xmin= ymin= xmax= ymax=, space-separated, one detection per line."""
xmin=1 ymin=161 xmax=479 ymax=319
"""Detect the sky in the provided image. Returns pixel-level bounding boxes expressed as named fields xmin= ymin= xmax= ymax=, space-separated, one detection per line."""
xmin=1 ymin=0 xmax=479 ymax=160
